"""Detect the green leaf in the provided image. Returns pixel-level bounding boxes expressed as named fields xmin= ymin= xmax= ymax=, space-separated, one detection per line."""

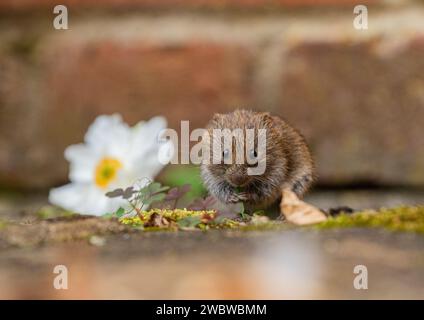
xmin=137 ymin=182 xmax=169 ymax=200
xmin=239 ymin=202 xmax=245 ymax=214
xmin=238 ymin=203 xmax=251 ymax=220
xmin=136 ymin=187 xmax=149 ymax=202
xmin=143 ymin=193 xmax=166 ymax=206
xmin=154 ymin=185 xmax=170 ymax=194
xmin=161 ymin=165 xmax=207 ymax=198
xmin=177 ymin=216 xmax=202 ymax=228
xmin=115 ymin=207 xmax=126 ymax=218
xmin=148 ymin=182 xmax=170 ymax=194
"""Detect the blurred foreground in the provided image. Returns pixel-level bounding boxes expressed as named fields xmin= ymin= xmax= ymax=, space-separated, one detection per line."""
xmin=1 ymin=227 xmax=423 ymax=299
xmin=0 ymin=189 xmax=423 ymax=299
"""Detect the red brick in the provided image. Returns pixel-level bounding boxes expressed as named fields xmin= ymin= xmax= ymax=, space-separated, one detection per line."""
xmin=1 ymin=9 xmax=424 ymax=190
xmin=278 ymin=38 xmax=424 ymax=186
xmin=5 ymin=38 xmax=253 ymax=188
xmin=40 ymin=39 xmax=253 ymax=126
xmin=0 ymin=53 xmax=44 ymax=188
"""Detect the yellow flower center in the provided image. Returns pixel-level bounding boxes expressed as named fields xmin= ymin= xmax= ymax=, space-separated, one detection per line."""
xmin=95 ymin=157 xmax=123 ymax=188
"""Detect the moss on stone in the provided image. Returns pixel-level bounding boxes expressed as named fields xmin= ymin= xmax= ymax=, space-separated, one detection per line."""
xmin=30 ymin=205 xmax=424 ymax=236
xmin=119 ymin=209 xmax=289 ymax=231
xmin=316 ymin=206 xmax=424 ymax=234
xmin=119 ymin=208 xmax=216 ymax=228
xmin=36 ymin=205 xmax=75 ymax=220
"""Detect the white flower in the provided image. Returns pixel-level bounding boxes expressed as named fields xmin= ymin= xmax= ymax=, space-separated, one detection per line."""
xmin=49 ymin=114 xmax=172 ymax=216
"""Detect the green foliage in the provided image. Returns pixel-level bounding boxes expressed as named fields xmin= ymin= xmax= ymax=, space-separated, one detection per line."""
xmin=106 ymin=179 xmax=222 ymax=219
xmin=238 ymin=202 xmax=249 ymax=220
xmin=114 ymin=207 xmax=126 ymax=218
xmin=160 ymin=165 xmax=206 ymax=199
xmin=135 ymin=182 xmax=170 ymax=206
xmin=106 ymin=180 xmax=170 ymax=217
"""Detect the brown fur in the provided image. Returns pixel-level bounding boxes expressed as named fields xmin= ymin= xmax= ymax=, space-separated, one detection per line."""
xmin=200 ymin=109 xmax=315 ymax=210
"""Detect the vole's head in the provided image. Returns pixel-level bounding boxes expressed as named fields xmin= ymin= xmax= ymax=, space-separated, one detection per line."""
xmin=200 ymin=110 xmax=287 ymax=194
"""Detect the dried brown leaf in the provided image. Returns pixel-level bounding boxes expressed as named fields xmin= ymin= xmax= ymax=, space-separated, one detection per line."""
xmin=280 ymin=189 xmax=327 ymax=225
xmin=144 ymin=212 xmax=172 ymax=228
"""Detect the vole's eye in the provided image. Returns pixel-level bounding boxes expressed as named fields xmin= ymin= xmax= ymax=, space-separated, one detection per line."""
xmin=223 ymin=149 xmax=230 ymax=160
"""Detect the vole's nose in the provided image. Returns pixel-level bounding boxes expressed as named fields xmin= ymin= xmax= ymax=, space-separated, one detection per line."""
xmin=227 ymin=174 xmax=249 ymax=187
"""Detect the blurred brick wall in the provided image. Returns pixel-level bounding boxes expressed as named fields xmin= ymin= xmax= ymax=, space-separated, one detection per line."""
xmin=1 ymin=0 xmax=424 ymax=189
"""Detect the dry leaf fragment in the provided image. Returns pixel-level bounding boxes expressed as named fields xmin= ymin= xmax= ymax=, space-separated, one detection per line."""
xmin=280 ymin=189 xmax=327 ymax=225
xmin=144 ymin=212 xmax=171 ymax=228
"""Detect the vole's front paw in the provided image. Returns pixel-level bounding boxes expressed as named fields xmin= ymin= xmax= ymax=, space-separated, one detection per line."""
xmin=227 ymin=193 xmax=241 ymax=203
xmin=236 ymin=192 xmax=249 ymax=202
xmin=227 ymin=192 xmax=249 ymax=203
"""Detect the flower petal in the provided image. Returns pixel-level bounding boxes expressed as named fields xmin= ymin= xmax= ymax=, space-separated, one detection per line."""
xmin=85 ymin=114 xmax=131 ymax=155
xmin=49 ymin=183 xmax=126 ymax=216
xmin=64 ymin=144 xmax=98 ymax=183
xmin=130 ymin=116 xmax=168 ymax=156
xmin=127 ymin=116 xmax=170 ymax=179
xmin=157 ymin=139 xmax=175 ymax=166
